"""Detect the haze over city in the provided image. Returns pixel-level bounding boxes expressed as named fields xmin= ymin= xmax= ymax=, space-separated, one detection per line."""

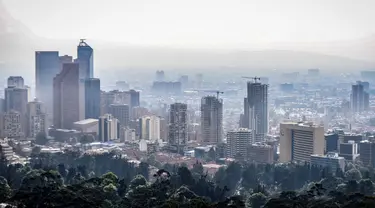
xmin=1 ymin=1 xmax=375 ymax=207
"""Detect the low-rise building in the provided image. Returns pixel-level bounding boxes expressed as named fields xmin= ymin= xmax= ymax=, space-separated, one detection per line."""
xmin=247 ymin=143 xmax=274 ymax=164
xmin=310 ymin=152 xmax=345 ymax=172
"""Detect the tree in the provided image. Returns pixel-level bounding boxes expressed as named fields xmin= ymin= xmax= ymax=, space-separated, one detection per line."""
xmin=31 ymin=146 xmax=41 ymax=155
xmin=35 ymin=132 xmax=48 ymax=145
xmin=0 ymin=176 xmax=11 ymax=202
xmin=359 ymin=179 xmax=374 ymax=195
xmin=80 ymin=134 xmax=95 ymax=144
xmin=248 ymin=192 xmax=267 ymax=208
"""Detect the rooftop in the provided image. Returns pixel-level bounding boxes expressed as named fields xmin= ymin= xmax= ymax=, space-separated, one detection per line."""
xmin=74 ymin=119 xmax=99 ymax=125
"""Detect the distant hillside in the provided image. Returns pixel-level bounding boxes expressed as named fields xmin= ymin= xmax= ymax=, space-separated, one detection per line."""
xmin=1 ymin=0 xmax=374 ymax=80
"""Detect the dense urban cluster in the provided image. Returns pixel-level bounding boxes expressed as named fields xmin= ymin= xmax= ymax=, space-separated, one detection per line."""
xmin=1 ymin=40 xmax=375 ymax=207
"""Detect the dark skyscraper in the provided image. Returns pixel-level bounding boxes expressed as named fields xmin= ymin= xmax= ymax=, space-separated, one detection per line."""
xmin=77 ymin=39 xmax=94 ymax=79
xmin=351 ymin=83 xmax=369 ymax=112
xmin=168 ymin=103 xmax=188 ymax=153
xmin=35 ymin=51 xmax=60 ymax=121
xmin=129 ymin=90 xmax=140 ymax=108
xmin=200 ymin=96 xmax=223 ymax=144
xmin=84 ymin=78 xmax=101 ymax=119
xmin=246 ymin=81 xmax=268 ymax=142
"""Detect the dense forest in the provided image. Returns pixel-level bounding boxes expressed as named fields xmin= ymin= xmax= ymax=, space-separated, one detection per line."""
xmin=0 ymin=151 xmax=375 ymax=207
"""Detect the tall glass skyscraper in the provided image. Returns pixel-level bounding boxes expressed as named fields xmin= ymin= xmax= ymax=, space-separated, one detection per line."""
xmin=35 ymin=51 xmax=60 ymax=122
xmin=84 ymin=78 xmax=101 ymax=119
xmin=77 ymin=39 xmax=94 ymax=79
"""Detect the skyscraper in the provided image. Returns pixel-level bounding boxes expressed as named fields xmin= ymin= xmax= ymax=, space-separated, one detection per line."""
xmin=35 ymin=51 xmax=60 ymax=121
xmin=26 ymin=98 xmax=47 ymax=138
xmin=85 ymin=78 xmax=101 ymax=119
xmin=109 ymin=104 xmax=130 ymax=127
xmin=246 ymin=81 xmax=268 ymax=142
xmin=168 ymin=103 xmax=188 ymax=152
xmin=128 ymin=90 xmax=140 ymax=108
xmin=5 ymin=77 xmax=28 ymax=135
xmin=351 ymin=83 xmax=369 ymax=112
xmin=200 ymin=96 xmax=223 ymax=144
xmin=53 ymin=63 xmax=85 ymax=129
xmin=77 ymin=39 xmax=94 ymax=79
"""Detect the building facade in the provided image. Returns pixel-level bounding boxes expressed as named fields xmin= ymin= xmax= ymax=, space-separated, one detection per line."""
xmin=139 ymin=115 xmax=161 ymax=142
xmin=35 ymin=51 xmax=60 ymax=122
xmin=98 ymin=114 xmax=119 ymax=142
xmin=109 ymin=104 xmax=130 ymax=127
xmin=310 ymin=153 xmax=345 ymax=172
xmin=77 ymin=39 xmax=94 ymax=79
xmin=246 ymin=81 xmax=268 ymax=142
xmin=53 ymin=63 xmax=85 ymax=129
xmin=84 ymin=78 xmax=101 ymax=119
xmin=1 ymin=111 xmax=23 ymax=138
xmin=26 ymin=98 xmax=47 ymax=138
xmin=168 ymin=103 xmax=188 ymax=152
xmin=279 ymin=122 xmax=325 ymax=163
xmin=226 ymin=128 xmax=252 ymax=159
xmin=201 ymin=96 xmax=223 ymax=144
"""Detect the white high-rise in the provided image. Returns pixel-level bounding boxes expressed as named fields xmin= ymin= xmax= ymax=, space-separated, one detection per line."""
xmin=98 ymin=114 xmax=119 ymax=142
xmin=279 ymin=122 xmax=325 ymax=163
xmin=27 ymin=98 xmax=47 ymax=138
xmin=226 ymin=128 xmax=253 ymax=158
xmin=139 ymin=115 xmax=161 ymax=142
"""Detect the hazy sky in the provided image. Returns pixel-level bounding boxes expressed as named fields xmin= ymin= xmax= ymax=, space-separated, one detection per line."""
xmin=3 ymin=0 xmax=375 ymax=47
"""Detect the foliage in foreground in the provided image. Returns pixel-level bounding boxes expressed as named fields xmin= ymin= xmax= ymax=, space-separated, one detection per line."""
xmin=0 ymin=151 xmax=375 ymax=207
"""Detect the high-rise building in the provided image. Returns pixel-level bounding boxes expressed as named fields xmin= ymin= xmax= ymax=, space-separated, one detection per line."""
xmin=308 ymin=69 xmax=320 ymax=77
xmin=179 ymin=75 xmax=189 ymax=90
xmin=139 ymin=115 xmax=161 ymax=142
xmin=168 ymin=103 xmax=188 ymax=152
xmin=5 ymin=78 xmax=28 ymax=135
xmin=85 ymin=78 xmax=101 ymax=119
xmin=98 ymin=114 xmax=119 ymax=142
xmin=35 ymin=51 xmax=60 ymax=121
xmin=201 ymin=96 xmax=223 ymax=144
xmin=0 ymin=110 xmax=23 ymax=138
xmin=339 ymin=141 xmax=359 ymax=161
xmin=128 ymin=90 xmax=140 ymax=108
xmin=246 ymin=81 xmax=268 ymax=142
xmin=155 ymin=70 xmax=165 ymax=82
xmin=359 ymin=140 xmax=375 ymax=167
xmin=100 ymin=91 xmax=116 ymax=116
xmin=59 ymin=55 xmax=73 ymax=69
xmin=226 ymin=128 xmax=252 ymax=159
xmin=53 ymin=63 xmax=85 ymax=129
xmin=26 ymin=98 xmax=46 ymax=138
xmin=7 ymin=76 xmax=24 ymax=88
xmin=325 ymin=133 xmax=339 ymax=153
xmin=351 ymin=83 xmax=369 ymax=112
xmin=5 ymin=87 xmax=28 ymax=115
xmin=77 ymin=39 xmax=94 ymax=79
xmin=109 ymin=104 xmax=130 ymax=127
xmin=279 ymin=122 xmax=325 ymax=163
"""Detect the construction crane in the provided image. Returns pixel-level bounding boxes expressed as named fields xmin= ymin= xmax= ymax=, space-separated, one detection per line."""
xmin=200 ymin=90 xmax=224 ymax=99
xmin=242 ymin=76 xmax=261 ymax=83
